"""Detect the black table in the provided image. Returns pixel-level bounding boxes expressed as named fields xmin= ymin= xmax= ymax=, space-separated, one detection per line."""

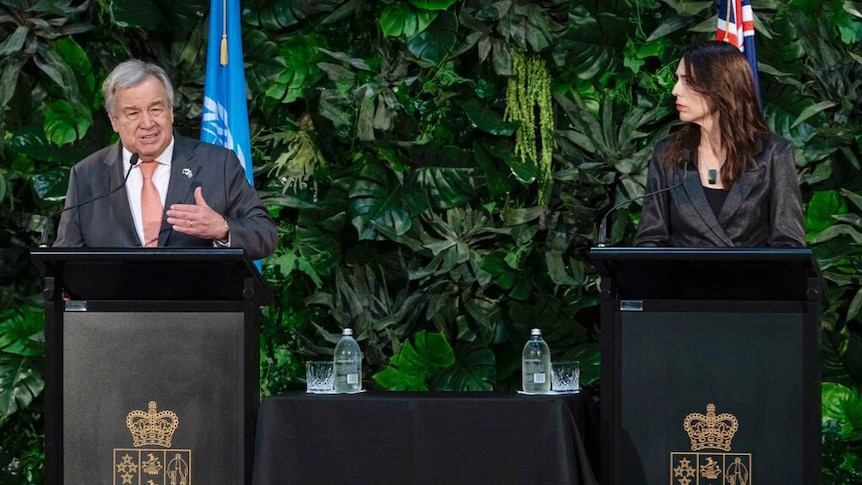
xmin=252 ymin=391 xmax=599 ymax=485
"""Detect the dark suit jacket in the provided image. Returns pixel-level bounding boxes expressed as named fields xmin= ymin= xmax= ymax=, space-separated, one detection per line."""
xmin=633 ymin=134 xmax=806 ymax=247
xmin=54 ymin=133 xmax=277 ymax=259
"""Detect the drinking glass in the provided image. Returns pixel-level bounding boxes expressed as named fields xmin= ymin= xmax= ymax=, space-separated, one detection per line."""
xmin=551 ymin=361 xmax=580 ymax=393
xmin=306 ymin=361 xmax=335 ymax=394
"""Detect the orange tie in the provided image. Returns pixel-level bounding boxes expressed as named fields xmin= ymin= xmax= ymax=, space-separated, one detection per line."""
xmin=140 ymin=161 xmax=163 ymax=247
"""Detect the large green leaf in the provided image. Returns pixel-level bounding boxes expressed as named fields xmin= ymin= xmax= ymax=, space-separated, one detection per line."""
xmin=53 ymin=37 xmax=97 ymax=109
xmin=822 ymin=382 xmax=862 ymax=441
xmin=0 ymin=57 xmax=26 ymax=108
xmin=0 ymin=25 xmax=28 ymax=56
xmin=434 ymin=341 xmax=496 ymax=390
xmin=244 ymin=30 xmax=287 ymax=95
xmin=373 ymin=330 xmax=455 ymax=390
xmin=349 ymin=159 xmax=419 ymax=240
xmin=806 ymin=190 xmax=848 ymax=235
xmin=412 ymin=166 xmax=477 ymax=209
xmin=32 ymin=167 xmax=71 ymax=202
xmin=0 ymin=354 xmax=44 ymax=429
xmin=409 ymin=0 xmax=458 ymax=11
xmin=35 ymin=44 xmax=79 ymax=101
xmin=380 ymin=3 xmax=438 ymax=38
xmin=462 ymin=98 xmax=519 ymax=136
xmin=762 ymin=82 xmax=818 ymax=148
xmin=9 ymin=122 xmax=93 ymax=164
xmin=0 ymin=306 xmax=44 ymax=428
xmin=552 ymin=11 xmax=630 ymax=80
xmin=0 ymin=307 xmax=43 ymax=358
xmin=242 ymin=0 xmax=301 ymax=29
xmin=403 ymin=142 xmax=478 ymax=209
xmin=44 ymin=100 xmax=91 ymax=146
xmin=265 ymin=35 xmax=323 ymax=103
xmin=477 ymin=137 xmax=538 ymax=184
xmin=407 ymin=11 xmax=458 ymax=63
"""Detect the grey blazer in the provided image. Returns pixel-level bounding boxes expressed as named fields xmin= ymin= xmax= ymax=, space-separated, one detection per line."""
xmin=54 ymin=133 xmax=277 ymax=259
xmin=633 ymin=134 xmax=806 ymax=247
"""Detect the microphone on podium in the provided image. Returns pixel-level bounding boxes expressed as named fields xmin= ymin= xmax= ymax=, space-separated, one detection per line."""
xmin=596 ymin=161 xmax=690 ymax=248
xmin=39 ymin=153 xmax=141 ymax=247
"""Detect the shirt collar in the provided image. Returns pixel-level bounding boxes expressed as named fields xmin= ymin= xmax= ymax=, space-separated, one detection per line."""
xmin=122 ymin=138 xmax=175 ymax=170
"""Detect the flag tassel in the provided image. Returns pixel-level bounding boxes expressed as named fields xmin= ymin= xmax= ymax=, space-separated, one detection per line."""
xmin=219 ymin=0 xmax=228 ymax=65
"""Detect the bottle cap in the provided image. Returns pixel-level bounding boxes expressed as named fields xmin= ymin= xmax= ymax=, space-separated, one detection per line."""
xmin=531 ymin=328 xmax=541 ymax=336
xmin=343 ymin=328 xmax=353 ymax=336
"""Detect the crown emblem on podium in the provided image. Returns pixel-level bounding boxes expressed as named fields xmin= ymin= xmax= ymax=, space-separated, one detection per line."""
xmin=683 ymin=403 xmax=738 ymax=451
xmin=126 ymin=401 xmax=179 ymax=448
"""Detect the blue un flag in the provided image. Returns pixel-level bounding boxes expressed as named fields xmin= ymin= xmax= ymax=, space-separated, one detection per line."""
xmin=202 ymin=0 xmax=253 ymax=185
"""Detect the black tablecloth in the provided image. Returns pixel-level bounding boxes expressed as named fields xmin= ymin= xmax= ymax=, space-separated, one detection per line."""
xmin=252 ymin=391 xmax=599 ymax=485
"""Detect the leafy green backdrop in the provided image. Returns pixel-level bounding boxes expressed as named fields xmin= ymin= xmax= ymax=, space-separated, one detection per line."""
xmin=1 ymin=0 xmax=861 ymax=482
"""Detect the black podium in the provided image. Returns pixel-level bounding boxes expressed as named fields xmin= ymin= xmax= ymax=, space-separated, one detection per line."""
xmin=31 ymin=248 xmax=271 ymax=485
xmin=590 ymin=247 xmax=821 ymax=485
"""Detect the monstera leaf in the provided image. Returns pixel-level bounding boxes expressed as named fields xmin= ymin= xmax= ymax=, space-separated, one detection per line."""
xmin=406 ymin=142 xmax=478 ymax=209
xmin=0 ymin=306 xmax=45 ymax=428
xmin=762 ymin=83 xmax=821 ymax=154
xmin=806 ymin=190 xmax=848 ymax=235
xmin=244 ymin=30 xmax=287 ymax=95
xmin=380 ymin=3 xmax=438 ymax=38
xmin=373 ymin=330 xmax=455 ymax=390
xmin=349 ymin=158 xmax=424 ymax=240
xmin=434 ymin=341 xmax=496 ymax=390
xmin=552 ymin=10 xmax=630 ymax=80
xmin=407 ymin=11 xmax=458 ymax=63
xmin=822 ymin=382 xmax=862 ymax=441
xmin=266 ymin=35 xmax=323 ymax=103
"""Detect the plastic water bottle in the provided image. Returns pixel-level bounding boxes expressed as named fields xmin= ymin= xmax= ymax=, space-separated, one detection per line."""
xmin=522 ymin=328 xmax=551 ymax=393
xmin=334 ymin=328 xmax=362 ymax=393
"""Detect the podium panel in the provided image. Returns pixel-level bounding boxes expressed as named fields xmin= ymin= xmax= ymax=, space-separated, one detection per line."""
xmin=63 ymin=310 xmax=245 ymax=484
xmin=31 ymin=248 xmax=270 ymax=485
xmin=591 ymin=247 xmax=821 ymax=485
xmin=618 ymin=307 xmax=805 ymax=483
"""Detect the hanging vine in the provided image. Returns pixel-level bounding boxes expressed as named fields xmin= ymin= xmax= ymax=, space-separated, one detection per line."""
xmin=504 ymin=49 xmax=555 ymax=206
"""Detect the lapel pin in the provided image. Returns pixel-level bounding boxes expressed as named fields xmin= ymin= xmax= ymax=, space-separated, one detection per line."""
xmin=181 ymin=168 xmax=193 ymax=179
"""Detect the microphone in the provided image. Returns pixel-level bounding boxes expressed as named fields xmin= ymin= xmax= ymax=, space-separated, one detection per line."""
xmin=39 ymin=153 xmax=141 ymax=247
xmin=596 ymin=161 xmax=690 ymax=247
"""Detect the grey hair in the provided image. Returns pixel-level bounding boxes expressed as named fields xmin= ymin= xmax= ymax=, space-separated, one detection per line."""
xmin=102 ymin=59 xmax=175 ymax=116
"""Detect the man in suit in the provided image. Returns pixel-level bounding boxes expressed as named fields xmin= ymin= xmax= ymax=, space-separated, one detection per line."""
xmin=54 ymin=59 xmax=277 ymax=260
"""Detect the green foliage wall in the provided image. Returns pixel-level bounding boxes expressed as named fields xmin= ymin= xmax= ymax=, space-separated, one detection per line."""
xmin=1 ymin=0 xmax=861 ymax=482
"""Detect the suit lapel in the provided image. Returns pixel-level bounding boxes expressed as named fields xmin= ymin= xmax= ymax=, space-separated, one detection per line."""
xmin=718 ymin=150 xmax=766 ymax=226
xmin=105 ymin=143 xmax=141 ymax=246
xmin=160 ymin=134 xmax=196 ymax=246
xmin=680 ymin=152 xmax=734 ymax=246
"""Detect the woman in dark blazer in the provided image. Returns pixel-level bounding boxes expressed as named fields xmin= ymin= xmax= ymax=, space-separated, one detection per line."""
xmin=633 ymin=41 xmax=805 ymax=248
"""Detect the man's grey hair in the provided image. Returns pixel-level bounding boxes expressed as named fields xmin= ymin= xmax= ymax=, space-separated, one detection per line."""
xmin=102 ymin=59 xmax=175 ymax=116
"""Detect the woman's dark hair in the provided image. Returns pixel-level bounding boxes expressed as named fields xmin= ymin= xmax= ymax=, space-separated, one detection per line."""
xmin=663 ymin=41 xmax=772 ymax=187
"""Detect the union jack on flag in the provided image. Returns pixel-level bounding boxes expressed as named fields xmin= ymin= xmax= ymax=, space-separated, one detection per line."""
xmin=716 ymin=0 xmax=761 ymax=106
